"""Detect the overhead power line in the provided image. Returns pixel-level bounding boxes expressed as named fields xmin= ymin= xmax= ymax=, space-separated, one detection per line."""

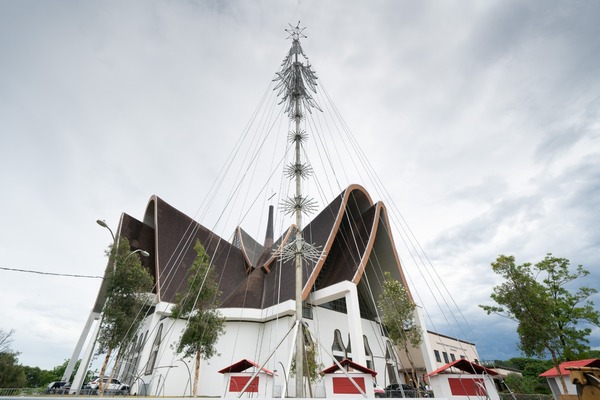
xmin=0 ymin=266 xmax=103 ymax=279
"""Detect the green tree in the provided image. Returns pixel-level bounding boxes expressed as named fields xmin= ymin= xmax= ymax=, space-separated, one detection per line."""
xmin=21 ymin=365 xmax=44 ymax=388
xmin=171 ymin=240 xmax=225 ymax=397
xmin=96 ymin=238 xmax=154 ymax=394
xmin=489 ymin=357 xmax=554 ymax=395
xmin=521 ymin=360 xmax=553 ymax=395
xmin=27 ymin=359 xmax=88 ymax=388
xmin=16 ymin=359 xmax=74 ymax=388
xmin=378 ymin=271 xmax=422 ymax=391
xmin=503 ymin=373 xmax=537 ymax=394
xmin=480 ymin=254 xmax=600 ymax=394
xmin=0 ymin=329 xmax=26 ymax=388
xmin=587 ymin=349 xmax=600 ymax=359
xmin=504 ymin=357 xmax=536 ymax=371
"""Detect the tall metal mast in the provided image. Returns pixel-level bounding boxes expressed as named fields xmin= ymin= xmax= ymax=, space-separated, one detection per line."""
xmin=274 ymin=22 xmax=321 ymax=397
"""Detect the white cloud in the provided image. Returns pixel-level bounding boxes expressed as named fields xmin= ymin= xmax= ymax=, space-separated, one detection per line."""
xmin=1 ymin=0 xmax=599 ymax=369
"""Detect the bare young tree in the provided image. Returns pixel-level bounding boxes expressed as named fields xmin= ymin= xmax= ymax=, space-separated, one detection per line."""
xmin=378 ymin=271 xmax=422 ymax=391
xmin=0 ymin=329 xmax=26 ymax=388
xmin=95 ymin=238 xmax=153 ymax=394
xmin=0 ymin=329 xmax=15 ymax=354
xmin=171 ymin=240 xmax=225 ymax=397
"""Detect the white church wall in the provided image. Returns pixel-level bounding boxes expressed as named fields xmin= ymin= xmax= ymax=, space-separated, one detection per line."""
xmin=127 ymin=291 xmax=400 ymax=397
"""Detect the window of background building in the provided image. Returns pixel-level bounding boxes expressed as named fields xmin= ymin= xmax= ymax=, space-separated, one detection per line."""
xmin=450 ymin=353 xmax=456 ymax=362
xmin=443 ymin=352 xmax=449 ymax=363
xmin=434 ymin=350 xmax=441 ymax=363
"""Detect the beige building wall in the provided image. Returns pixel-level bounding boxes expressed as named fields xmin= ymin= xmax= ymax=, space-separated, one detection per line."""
xmin=396 ymin=331 xmax=480 ymax=386
xmin=427 ymin=331 xmax=480 ymax=368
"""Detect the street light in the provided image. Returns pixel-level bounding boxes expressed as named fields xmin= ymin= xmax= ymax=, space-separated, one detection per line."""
xmin=96 ymin=219 xmax=115 ymax=242
xmin=127 ymin=249 xmax=150 ymax=259
xmin=95 ymin=223 xmax=150 ymax=397
xmin=62 ymin=219 xmax=117 ymax=388
xmin=278 ymin=362 xmax=289 ymax=397
xmin=65 ymin=219 xmax=149 ymax=394
xmin=176 ymin=358 xmax=193 ymax=397
xmin=117 ymin=247 xmax=149 ymax=275
xmin=97 ymin=219 xmax=149 ymax=269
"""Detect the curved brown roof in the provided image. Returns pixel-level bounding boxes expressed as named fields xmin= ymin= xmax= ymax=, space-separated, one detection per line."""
xmin=116 ymin=185 xmax=410 ymax=309
xmin=302 ymin=184 xmax=412 ymax=301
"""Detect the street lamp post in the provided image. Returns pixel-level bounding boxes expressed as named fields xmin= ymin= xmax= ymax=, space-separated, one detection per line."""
xmin=63 ymin=219 xmax=119 ymax=389
xmin=175 ymin=358 xmax=193 ymax=397
xmin=65 ymin=219 xmax=148 ymax=394
xmin=96 ymin=219 xmax=115 ymax=242
xmin=154 ymin=365 xmax=178 ymax=396
xmin=125 ymin=248 xmax=150 ymax=261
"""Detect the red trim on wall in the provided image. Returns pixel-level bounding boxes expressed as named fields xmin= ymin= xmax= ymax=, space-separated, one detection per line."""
xmin=332 ymin=377 xmax=366 ymax=394
xmin=448 ymin=378 xmax=486 ymax=396
xmin=229 ymin=376 xmax=259 ymax=393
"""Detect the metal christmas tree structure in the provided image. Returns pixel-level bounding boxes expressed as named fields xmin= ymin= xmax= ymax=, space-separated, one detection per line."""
xmin=274 ymin=22 xmax=322 ymax=397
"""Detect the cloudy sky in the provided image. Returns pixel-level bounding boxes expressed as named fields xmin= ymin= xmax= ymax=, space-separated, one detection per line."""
xmin=1 ymin=1 xmax=599 ymax=371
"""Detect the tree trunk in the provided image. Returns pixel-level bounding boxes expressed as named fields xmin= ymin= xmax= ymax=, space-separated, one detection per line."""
xmin=549 ymin=348 xmax=568 ymax=394
xmin=193 ymin=350 xmax=201 ymax=397
xmin=98 ymin=347 xmax=113 ymax=396
xmin=105 ymin=347 xmax=124 ymax=395
xmin=403 ymin=343 xmax=420 ymax=397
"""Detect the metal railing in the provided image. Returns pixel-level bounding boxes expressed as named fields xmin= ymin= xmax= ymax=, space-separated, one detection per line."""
xmin=0 ymin=388 xmax=130 ymax=397
xmin=0 ymin=388 xmax=45 ymax=396
xmin=499 ymin=393 xmax=553 ymax=400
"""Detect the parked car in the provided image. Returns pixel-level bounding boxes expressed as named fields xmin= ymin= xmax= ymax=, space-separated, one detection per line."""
xmin=45 ymin=381 xmax=69 ymax=394
xmin=373 ymin=382 xmax=386 ymax=398
xmin=385 ymin=383 xmax=418 ymax=398
xmin=87 ymin=377 xmax=130 ymax=394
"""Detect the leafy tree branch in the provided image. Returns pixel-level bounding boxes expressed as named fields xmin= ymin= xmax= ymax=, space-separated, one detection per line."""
xmin=479 ymin=253 xmax=599 ymax=394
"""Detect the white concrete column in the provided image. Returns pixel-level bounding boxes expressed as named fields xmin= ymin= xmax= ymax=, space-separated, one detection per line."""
xmin=62 ymin=310 xmax=97 ymax=383
xmin=345 ymin=285 xmax=366 ymax=366
xmin=414 ymin=306 xmax=436 ymax=374
xmin=71 ymin=312 xmax=102 ymax=394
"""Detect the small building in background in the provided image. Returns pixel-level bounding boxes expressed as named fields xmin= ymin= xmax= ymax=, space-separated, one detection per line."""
xmin=397 ymin=330 xmax=481 ymax=388
xmin=539 ymin=358 xmax=600 ymax=400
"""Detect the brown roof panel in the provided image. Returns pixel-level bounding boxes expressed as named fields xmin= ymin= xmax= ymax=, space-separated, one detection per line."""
xmin=147 ymin=196 xmax=248 ymax=304
xmin=220 ymin=266 xmax=265 ymax=308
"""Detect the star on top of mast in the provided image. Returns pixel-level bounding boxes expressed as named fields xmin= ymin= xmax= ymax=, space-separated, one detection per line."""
xmin=273 ymin=22 xmax=322 ymax=119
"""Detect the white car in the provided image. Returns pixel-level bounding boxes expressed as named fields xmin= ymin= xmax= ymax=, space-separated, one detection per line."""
xmin=88 ymin=377 xmax=130 ymax=393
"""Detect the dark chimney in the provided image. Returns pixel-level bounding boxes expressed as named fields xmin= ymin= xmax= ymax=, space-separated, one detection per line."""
xmin=264 ymin=205 xmax=274 ymax=248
